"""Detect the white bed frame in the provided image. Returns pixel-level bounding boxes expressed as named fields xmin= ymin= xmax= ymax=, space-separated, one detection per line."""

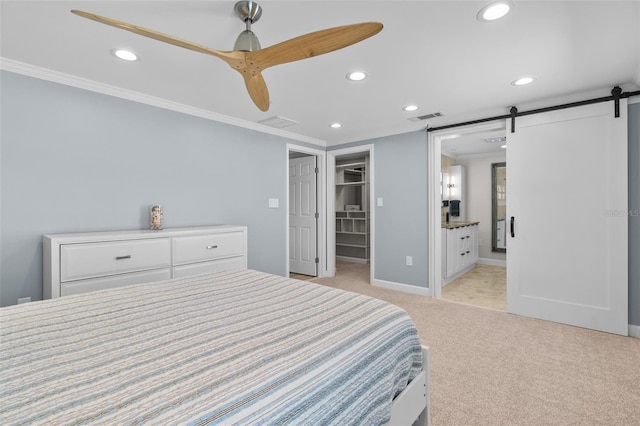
xmin=384 ymin=345 xmax=431 ymax=426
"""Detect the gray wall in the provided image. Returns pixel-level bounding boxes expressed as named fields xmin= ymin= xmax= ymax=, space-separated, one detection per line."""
xmin=1 ymin=71 xmax=638 ymax=328
xmin=329 ymin=132 xmax=429 ymax=288
xmin=629 ymin=101 xmax=640 ymax=327
xmin=0 ymin=71 xmax=292 ymax=305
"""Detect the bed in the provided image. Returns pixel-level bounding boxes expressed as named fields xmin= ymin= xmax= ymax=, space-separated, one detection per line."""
xmin=0 ymin=269 xmax=429 ymax=425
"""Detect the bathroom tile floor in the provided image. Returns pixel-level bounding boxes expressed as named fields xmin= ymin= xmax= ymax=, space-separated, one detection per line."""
xmin=442 ymin=264 xmax=506 ymax=311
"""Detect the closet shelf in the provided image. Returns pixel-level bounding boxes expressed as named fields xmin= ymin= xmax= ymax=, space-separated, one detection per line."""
xmin=336 ymin=242 xmax=367 ymax=248
xmin=336 ymin=162 xmax=366 ymax=169
xmin=336 ymin=181 xmax=366 ymax=186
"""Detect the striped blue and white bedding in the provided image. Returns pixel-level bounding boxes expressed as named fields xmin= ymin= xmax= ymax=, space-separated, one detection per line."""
xmin=0 ymin=269 xmax=422 ymax=425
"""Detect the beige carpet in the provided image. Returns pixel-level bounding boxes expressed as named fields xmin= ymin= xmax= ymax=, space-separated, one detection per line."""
xmin=311 ymin=262 xmax=640 ymax=426
xmin=442 ymin=264 xmax=506 ymax=311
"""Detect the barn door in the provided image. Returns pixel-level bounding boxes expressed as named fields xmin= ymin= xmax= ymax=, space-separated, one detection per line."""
xmin=507 ymin=100 xmax=628 ymax=335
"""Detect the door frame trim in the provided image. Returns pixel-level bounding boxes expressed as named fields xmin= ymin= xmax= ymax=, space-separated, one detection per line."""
xmin=427 ymin=122 xmax=505 ymax=298
xmin=286 ymin=144 xmax=327 ymax=277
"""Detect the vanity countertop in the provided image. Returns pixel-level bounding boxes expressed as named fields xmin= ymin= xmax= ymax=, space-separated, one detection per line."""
xmin=442 ymin=221 xmax=480 ymax=229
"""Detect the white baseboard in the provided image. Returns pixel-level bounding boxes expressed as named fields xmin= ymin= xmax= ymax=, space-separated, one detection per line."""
xmin=477 ymin=258 xmax=507 ymax=267
xmin=629 ymin=324 xmax=640 ymax=338
xmin=372 ymin=278 xmax=431 ymax=297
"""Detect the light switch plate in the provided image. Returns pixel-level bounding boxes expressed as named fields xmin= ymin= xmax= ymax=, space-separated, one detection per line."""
xmin=377 ymin=197 xmax=384 ymax=207
xmin=268 ymin=198 xmax=279 ymax=208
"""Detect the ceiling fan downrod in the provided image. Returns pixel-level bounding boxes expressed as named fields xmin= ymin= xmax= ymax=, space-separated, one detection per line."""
xmin=233 ymin=1 xmax=262 ymax=51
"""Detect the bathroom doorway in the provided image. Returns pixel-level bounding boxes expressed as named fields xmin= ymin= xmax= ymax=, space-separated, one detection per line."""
xmin=431 ymin=123 xmax=507 ymax=311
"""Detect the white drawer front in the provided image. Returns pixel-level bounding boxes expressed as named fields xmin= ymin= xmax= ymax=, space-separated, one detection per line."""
xmin=61 ymin=269 xmax=172 ymax=297
xmin=172 ymin=257 xmax=245 ymax=278
xmin=61 ymin=239 xmax=171 ymax=282
xmin=173 ymin=232 xmax=244 ymax=265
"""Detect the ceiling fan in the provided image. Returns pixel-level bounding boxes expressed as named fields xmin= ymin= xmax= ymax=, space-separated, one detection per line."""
xmin=71 ymin=1 xmax=383 ymax=111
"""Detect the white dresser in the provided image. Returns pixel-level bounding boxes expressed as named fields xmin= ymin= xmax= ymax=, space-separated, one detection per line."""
xmin=43 ymin=225 xmax=247 ymax=298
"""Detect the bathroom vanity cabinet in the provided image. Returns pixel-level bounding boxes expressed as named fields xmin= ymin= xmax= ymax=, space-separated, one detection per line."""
xmin=442 ymin=222 xmax=479 ymax=284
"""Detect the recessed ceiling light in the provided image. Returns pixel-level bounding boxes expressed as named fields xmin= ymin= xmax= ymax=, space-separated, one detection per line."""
xmin=511 ymin=76 xmax=534 ymax=86
xmin=346 ymin=71 xmax=367 ymax=81
xmin=111 ymin=49 xmax=139 ymax=61
xmin=501 ymin=145 xmax=507 ymax=149
xmin=330 ymin=122 xmax=342 ymax=129
xmin=403 ymin=105 xmax=419 ymax=112
xmin=477 ymin=1 xmax=511 ymax=22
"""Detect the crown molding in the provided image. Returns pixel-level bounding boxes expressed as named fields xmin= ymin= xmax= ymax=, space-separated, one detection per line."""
xmin=0 ymin=58 xmax=328 ymax=147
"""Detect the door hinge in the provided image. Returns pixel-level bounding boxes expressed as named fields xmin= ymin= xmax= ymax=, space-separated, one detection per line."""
xmin=315 ymin=212 xmax=319 ymax=219
xmin=315 ymin=167 xmax=319 ymax=174
xmin=315 ymin=257 xmax=319 ymax=264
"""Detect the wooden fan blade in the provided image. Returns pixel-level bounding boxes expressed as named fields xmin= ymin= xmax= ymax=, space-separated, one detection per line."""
xmin=247 ymin=22 xmax=383 ymax=69
xmin=242 ymin=73 xmax=270 ymax=111
xmin=70 ymin=10 xmax=245 ymax=65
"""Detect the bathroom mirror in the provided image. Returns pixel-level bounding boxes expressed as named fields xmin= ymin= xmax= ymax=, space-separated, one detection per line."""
xmin=492 ymin=162 xmax=507 ymax=253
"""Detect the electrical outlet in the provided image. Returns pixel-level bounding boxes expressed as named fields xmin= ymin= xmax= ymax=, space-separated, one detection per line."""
xmin=17 ymin=297 xmax=31 ymax=304
xmin=405 ymin=256 xmax=413 ymax=266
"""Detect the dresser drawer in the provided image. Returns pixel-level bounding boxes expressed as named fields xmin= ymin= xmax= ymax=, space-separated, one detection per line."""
xmin=60 ymin=238 xmax=171 ymax=282
xmin=172 ymin=257 xmax=245 ymax=278
xmin=61 ymin=269 xmax=171 ymax=297
xmin=173 ymin=232 xmax=244 ymax=265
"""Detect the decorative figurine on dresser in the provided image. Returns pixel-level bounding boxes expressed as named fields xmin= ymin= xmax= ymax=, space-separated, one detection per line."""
xmin=150 ymin=205 xmax=163 ymax=230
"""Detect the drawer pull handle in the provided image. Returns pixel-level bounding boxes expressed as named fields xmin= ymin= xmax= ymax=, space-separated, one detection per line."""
xmin=115 ymin=255 xmax=131 ymax=260
xmin=206 ymin=245 xmax=218 ymax=250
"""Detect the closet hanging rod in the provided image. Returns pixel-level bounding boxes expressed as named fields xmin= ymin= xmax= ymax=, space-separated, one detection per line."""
xmin=426 ymin=86 xmax=640 ymax=133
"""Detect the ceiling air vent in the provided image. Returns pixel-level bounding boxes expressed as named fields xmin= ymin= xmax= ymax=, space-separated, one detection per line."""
xmin=258 ymin=115 xmax=299 ymax=129
xmin=484 ymin=136 xmax=506 ymax=144
xmin=408 ymin=112 xmax=444 ymax=122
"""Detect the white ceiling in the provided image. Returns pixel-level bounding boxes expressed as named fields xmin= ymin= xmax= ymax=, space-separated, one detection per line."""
xmin=2 ymin=1 xmax=639 ymax=147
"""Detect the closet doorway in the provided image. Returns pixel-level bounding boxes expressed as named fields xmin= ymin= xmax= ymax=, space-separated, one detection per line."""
xmin=328 ymin=145 xmax=374 ymax=281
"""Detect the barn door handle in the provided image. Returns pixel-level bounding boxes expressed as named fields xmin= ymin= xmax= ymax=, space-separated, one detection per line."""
xmin=510 ymin=216 xmax=515 ymax=238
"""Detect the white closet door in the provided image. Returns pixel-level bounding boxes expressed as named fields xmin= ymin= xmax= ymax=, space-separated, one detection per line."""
xmin=507 ymin=100 xmax=628 ymax=335
xmin=289 ymin=156 xmax=318 ymax=276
